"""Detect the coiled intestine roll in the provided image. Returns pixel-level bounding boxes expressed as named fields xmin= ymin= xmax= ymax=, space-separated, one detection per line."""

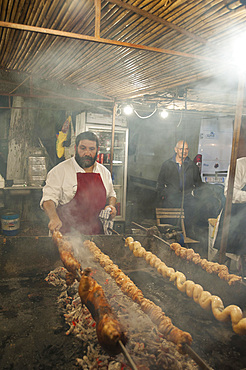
xmin=124 ymin=237 xmax=246 ymax=335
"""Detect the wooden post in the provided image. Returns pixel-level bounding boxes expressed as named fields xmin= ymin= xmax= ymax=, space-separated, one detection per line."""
xmin=110 ymin=102 xmax=116 ymax=175
xmin=219 ymin=71 xmax=245 ymax=263
xmin=94 ymin=0 xmax=101 ymax=38
xmin=6 ymin=96 xmax=36 ymax=181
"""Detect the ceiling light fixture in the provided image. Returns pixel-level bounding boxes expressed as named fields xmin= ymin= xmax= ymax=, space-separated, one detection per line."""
xmin=159 ymin=109 xmax=169 ymax=119
xmin=123 ymin=104 xmax=134 ymax=115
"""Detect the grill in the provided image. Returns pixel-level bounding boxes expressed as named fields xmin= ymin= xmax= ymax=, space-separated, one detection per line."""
xmin=1 ymin=234 xmax=246 ymax=369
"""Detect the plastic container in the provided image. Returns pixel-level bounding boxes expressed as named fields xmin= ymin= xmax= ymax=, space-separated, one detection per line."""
xmin=1 ymin=212 xmax=20 ymax=236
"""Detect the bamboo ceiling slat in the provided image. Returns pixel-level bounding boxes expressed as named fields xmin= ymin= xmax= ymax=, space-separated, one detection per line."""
xmin=13 ymin=1 xmax=91 ymax=70
xmin=119 ymin=70 xmax=216 ymax=99
xmin=88 ymin=64 xmax=217 ymax=98
xmin=107 ymin=0 xmax=208 ymax=44
xmin=105 ymin=16 xmax=196 ymax=59
xmin=69 ymin=48 xmax=172 ymax=85
xmin=74 ymin=56 xmax=209 ymax=97
xmin=178 ymin=1 xmax=225 ymax=28
xmin=110 ymin=2 xmax=210 ymax=44
xmin=0 ymin=0 xmax=8 ymax=21
xmin=105 ymin=11 xmax=175 ymax=45
xmin=28 ymin=42 xmax=215 ymax=97
xmin=102 ymin=6 xmax=157 ymax=44
xmin=184 ymin=5 xmax=230 ymax=33
xmin=0 ymin=5 xmax=204 ymax=73
xmin=72 ymin=48 xmax=147 ymax=83
xmin=1 ymin=20 xmax=212 ymax=63
xmin=7 ymin=0 xmax=33 ymax=58
xmin=0 ymin=0 xmax=245 ymax=113
xmin=0 ymin=0 xmax=21 ymax=62
xmin=2 ymin=1 xmax=50 ymax=67
xmin=104 ymin=12 xmax=187 ymax=51
xmin=86 ymin=55 xmax=202 ymax=90
xmin=79 ymin=56 xmax=202 ymax=95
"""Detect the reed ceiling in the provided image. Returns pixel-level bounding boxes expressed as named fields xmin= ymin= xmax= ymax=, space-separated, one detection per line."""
xmin=0 ymin=0 xmax=245 ymax=114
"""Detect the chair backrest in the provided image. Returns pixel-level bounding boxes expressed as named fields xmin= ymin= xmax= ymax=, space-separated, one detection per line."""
xmin=155 ymin=208 xmax=186 ymax=237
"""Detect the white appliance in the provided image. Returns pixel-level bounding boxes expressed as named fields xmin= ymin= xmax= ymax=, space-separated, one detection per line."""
xmin=198 ymin=117 xmax=233 ymax=184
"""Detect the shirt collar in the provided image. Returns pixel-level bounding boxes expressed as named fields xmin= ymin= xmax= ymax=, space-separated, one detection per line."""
xmin=172 ymin=154 xmax=190 ymax=164
xmin=72 ymin=156 xmax=98 ymax=173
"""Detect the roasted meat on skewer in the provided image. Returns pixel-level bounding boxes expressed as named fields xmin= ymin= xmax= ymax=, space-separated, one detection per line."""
xmin=78 ymin=267 xmax=128 ymax=355
xmin=84 ymin=240 xmax=193 ymax=350
xmin=53 ymin=230 xmax=82 ymax=284
xmin=52 ymin=231 xmax=128 ymax=355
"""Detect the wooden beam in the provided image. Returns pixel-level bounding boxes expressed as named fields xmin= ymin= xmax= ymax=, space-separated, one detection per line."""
xmin=8 ymin=75 xmax=30 ymax=95
xmin=0 ymin=21 xmax=215 ymax=62
xmin=219 ymin=71 xmax=245 ymax=263
xmin=0 ymin=91 xmax=114 ymax=103
xmin=94 ymin=0 xmax=101 ymax=38
xmin=106 ymin=0 xmax=208 ymax=45
xmin=110 ymin=102 xmax=116 ymax=175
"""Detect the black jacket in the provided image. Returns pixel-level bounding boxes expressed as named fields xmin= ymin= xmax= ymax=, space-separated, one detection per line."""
xmin=157 ymin=156 xmax=202 ymax=208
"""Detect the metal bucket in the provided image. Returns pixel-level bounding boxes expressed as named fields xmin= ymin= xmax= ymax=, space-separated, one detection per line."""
xmin=27 ymin=156 xmax=47 ymax=186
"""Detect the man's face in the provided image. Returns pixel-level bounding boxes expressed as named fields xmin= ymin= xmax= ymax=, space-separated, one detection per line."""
xmin=175 ymin=141 xmax=189 ymax=161
xmin=75 ymin=139 xmax=98 ymax=168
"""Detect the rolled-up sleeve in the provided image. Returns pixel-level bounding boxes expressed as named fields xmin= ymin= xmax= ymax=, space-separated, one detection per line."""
xmin=106 ymin=171 xmax=116 ymax=198
xmin=40 ymin=168 xmax=62 ymax=209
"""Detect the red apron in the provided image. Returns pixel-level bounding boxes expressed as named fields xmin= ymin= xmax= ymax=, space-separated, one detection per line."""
xmin=57 ymin=172 xmax=106 ymax=235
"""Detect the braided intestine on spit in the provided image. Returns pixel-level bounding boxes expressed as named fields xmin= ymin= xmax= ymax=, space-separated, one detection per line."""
xmin=124 ymin=237 xmax=246 ymax=336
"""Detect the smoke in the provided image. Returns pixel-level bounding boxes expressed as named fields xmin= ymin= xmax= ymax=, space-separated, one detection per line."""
xmin=65 ymin=229 xmax=94 ymax=267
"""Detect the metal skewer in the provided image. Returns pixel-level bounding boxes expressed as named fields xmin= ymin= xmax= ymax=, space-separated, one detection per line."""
xmin=112 ymin=223 xmax=213 ymax=370
xmin=183 ymin=344 xmax=213 ymax=370
xmin=131 ymin=221 xmax=171 ymax=246
xmin=108 ymin=227 xmax=126 ymax=240
xmin=118 ymin=340 xmax=138 ymax=370
xmin=53 ymin=232 xmax=138 ymax=369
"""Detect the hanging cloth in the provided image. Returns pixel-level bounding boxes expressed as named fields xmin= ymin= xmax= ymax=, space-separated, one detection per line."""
xmin=99 ymin=207 xmax=114 ymax=235
xmin=56 ymin=116 xmax=71 ymax=158
xmin=57 ymin=172 xmax=106 ymax=235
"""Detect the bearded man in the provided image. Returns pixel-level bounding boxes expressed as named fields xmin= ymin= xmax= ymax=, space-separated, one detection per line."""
xmin=41 ymin=131 xmax=116 ymax=235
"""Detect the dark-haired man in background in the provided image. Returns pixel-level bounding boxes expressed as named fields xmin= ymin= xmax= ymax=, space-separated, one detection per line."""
xmin=40 ymin=131 xmax=116 ymax=235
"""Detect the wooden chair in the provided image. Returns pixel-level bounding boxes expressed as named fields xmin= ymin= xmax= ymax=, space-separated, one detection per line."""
xmin=155 ymin=208 xmax=199 ymax=245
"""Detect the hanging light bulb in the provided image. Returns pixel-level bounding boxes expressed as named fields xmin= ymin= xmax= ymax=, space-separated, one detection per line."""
xmin=123 ymin=104 xmax=133 ymax=115
xmin=160 ymin=109 xmax=168 ymax=119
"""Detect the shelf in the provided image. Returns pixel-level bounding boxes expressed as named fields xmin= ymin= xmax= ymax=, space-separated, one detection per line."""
xmin=5 ymin=186 xmax=43 ymax=190
xmin=103 ymin=163 xmax=123 ymax=166
xmin=99 ymin=145 xmax=123 ymax=148
xmin=3 ymin=186 xmax=43 ymax=196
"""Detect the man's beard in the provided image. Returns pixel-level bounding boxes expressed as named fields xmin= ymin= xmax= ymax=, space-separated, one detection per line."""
xmin=75 ymin=151 xmax=97 ymax=169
